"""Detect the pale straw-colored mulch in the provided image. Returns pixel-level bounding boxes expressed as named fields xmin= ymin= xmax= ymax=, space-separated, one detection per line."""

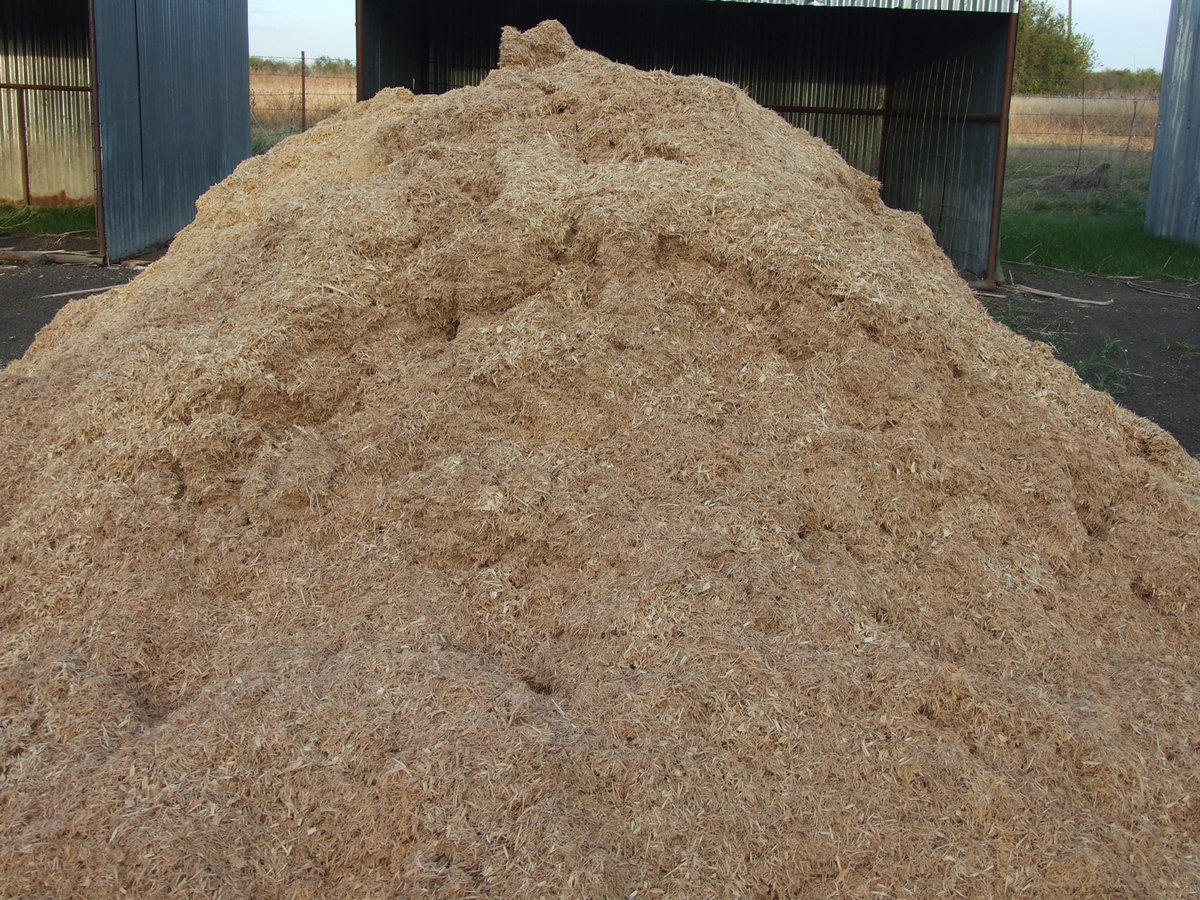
xmin=2 ymin=21 xmax=1198 ymax=898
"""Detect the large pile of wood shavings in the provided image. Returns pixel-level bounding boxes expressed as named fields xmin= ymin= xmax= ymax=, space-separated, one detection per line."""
xmin=3 ymin=21 xmax=1200 ymax=897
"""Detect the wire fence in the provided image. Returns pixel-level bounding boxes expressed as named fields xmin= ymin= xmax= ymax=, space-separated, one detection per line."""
xmin=248 ymin=60 xmax=1161 ymax=193
xmin=250 ymin=54 xmax=356 ymax=153
xmin=1006 ymin=93 xmax=1159 ymax=186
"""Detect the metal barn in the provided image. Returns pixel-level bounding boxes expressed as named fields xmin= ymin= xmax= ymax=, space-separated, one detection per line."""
xmin=1147 ymin=0 xmax=1200 ymax=248
xmin=355 ymin=0 xmax=1019 ymax=280
xmin=1 ymin=0 xmax=250 ymax=262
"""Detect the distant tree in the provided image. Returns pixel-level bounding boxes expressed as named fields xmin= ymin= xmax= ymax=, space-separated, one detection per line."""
xmin=1014 ymin=0 xmax=1097 ymax=94
xmin=1086 ymin=68 xmax=1162 ymax=95
xmin=250 ymin=55 xmax=299 ymax=75
xmin=249 ymin=56 xmax=355 ymax=76
xmin=309 ymin=56 xmax=355 ymax=75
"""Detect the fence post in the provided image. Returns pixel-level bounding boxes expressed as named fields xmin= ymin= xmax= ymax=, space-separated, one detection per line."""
xmin=17 ymin=86 xmax=31 ymax=206
xmin=1075 ymin=85 xmax=1085 ymax=174
xmin=300 ymin=51 xmax=307 ymax=132
xmin=1120 ymin=99 xmax=1139 ymax=185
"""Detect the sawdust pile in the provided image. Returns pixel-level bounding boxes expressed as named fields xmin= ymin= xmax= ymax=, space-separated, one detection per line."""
xmin=3 ymin=21 xmax=1200 ymax=897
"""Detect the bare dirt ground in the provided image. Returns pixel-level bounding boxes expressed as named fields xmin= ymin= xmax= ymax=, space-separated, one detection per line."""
xmin=0 ymin=231 xmax=160 ymax=368
xmin=2 ymin=254 xmax=1198 ymax=457
xmin=983 ymin=263 xmax=1200 ymax=458
xmin=0 ymin=264 xmax=139 ymax=368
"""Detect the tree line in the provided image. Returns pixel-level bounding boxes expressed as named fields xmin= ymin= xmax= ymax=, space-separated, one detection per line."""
xmin=1016 ymin=0 xmax=1161 ymax=95
xmin=247 ymin=3 xmax=1159 ymax=97
xmin=249 ymin=55 xmax=355 ymax=76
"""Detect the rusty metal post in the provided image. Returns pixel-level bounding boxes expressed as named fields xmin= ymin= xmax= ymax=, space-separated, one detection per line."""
xmin=16 ymin=87 xmax=31 ymax=206
xmin=300 ymin=51 xmax=307 ymax=132
xmin=87 ymin=0 xmax=107 ymax=262
xmin=986 ymin=12 xmax=1019 ymax=285
xmin=877 ymin=15 xmax=898 ymax=186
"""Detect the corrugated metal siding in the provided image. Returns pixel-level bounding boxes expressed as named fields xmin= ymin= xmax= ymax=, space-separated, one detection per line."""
xmin=0 ymin=0 xmax=95 ymax=205
xmin=0 ymin=90 xmax=14 ymax=201
xmin=1147 ymin=0 xmax=1200 ymax=247
xmin=365 ymin=0 xmax=1012 ymax=273
xmin=881 ymin=11 xmax=1009 ymax=270
xmin=93 ymin=0 xmax=251 ymax=261
xmin=422 ymin=1 xmax=899 ymax=97
xmin=357 ymin=0 xmax=425 ymax=95
xmin=705 ymin=0 xmax=1018 ymax=10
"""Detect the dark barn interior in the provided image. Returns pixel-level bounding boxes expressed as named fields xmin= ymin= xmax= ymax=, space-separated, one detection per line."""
xmin=356 ymin=0 xmax=1018 ymax=279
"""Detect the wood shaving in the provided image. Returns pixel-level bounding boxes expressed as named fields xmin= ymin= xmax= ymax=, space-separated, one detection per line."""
xmin=2 ymin=21 xmax=1199 ymax=897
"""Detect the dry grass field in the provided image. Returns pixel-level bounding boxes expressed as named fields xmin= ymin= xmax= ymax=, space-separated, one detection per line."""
xmin=1008 ymin=94 xmax=1158 ymax=152
xmin=999 ymin=91 xmax=1200 ymax=287
xmin=250 ymin=71 xmax=356 ymax=149
xmin=246 ymin=72 xmax=1161 ymax=169
xmin=250 ymin=85 xmax=1159 ymax=151
xmin=1005 ymin=93 xmax=1159 ymax=187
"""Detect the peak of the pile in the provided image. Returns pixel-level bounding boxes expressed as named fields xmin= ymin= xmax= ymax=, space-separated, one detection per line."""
xmin=1 ymin=18 xmax=1199 ymax=899
xmin=498 ymin=18 xmax=578 ymax=68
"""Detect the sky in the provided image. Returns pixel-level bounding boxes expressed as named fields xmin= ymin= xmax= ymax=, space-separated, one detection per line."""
xmin=247 ymin=1 xmax=356 ymax=61
xmin=1043 ymin=0 xmax=1174 ymax=72
xmin=246 ymin=0 xmax=1176 ymax=73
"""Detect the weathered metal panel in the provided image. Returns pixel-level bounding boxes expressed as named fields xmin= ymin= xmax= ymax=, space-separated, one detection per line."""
xmin=93 ymin=0 xmax=251 ymax=261
xmin=704 ymin=0 xmax=1019 ymax=10
xmin=0 ymin=0 xmax=95 ymax=205
xmin=418 ymin=1 xmax=896 ymax=120
xmin=883 ymin=116 xmax=1001 ymax=270
xmin=882 ymin=10 xmax=1009 ymax=271
xmin=357 ymin=0 xmax=426 ymax=97
xmin=0 ymin=88 xmax=17 ymax=201
xmin=361 ymin=0 xmax=1012 ymax=273
xmin=1147 ymin=0 xmax=1200 ymax=247
xmin=92 ymin=0 xmax=142 ymax=258
xmin=22 ymin=87 xmax=95 ymax=204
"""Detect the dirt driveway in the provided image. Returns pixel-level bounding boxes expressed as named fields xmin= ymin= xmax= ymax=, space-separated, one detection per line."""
xmin=2 ymin=258 xmax=1199 ymax=459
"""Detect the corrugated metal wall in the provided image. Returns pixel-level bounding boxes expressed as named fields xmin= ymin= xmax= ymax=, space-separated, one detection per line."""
xmin=359 ymin=0 xmax=1012 ymax=273
xmin=1147 ymin=0 xmax=1200 ymax=247
xmin=704 ymin=0 xmax=1017 ymax=8
xmin=93 ymin=0 xmax=251 ymax=261
xmin=882 ymin=11 xmax=1009 ymax=269
xmin=0 ymin=0 xmax=95 ymax=205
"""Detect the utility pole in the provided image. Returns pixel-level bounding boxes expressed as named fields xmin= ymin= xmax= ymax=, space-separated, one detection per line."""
xmin=1067 ymin=0 xmax=1073 ymax=38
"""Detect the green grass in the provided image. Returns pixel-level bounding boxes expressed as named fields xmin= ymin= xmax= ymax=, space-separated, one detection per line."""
xmin=252 ymin=125 xmax=298 ymax=155
xmin=1073 ymin=337 xmax=1129 ymax=396
xmin=0 ymin=203 xmax=96 ymax=237
xmin=987 ymin=298 xmax=1028 ymax=332
xmin=1167 ymin=340 xmax=1200 ymax=364
xmin=1001 ymin=210 xmax=1200 ymax=281
xmin=1000 ymin=149 xmax=1200 ymax=281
